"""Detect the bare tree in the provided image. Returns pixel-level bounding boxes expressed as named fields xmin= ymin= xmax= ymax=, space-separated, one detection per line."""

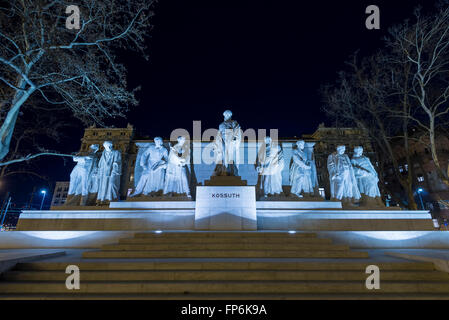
xmin=0 ymin=0 xmax=155 ymax=163
xmin=322 ymin=52 xmax=419 ymax=209
xmin=387 ymin=2 xmax=449 ymax=187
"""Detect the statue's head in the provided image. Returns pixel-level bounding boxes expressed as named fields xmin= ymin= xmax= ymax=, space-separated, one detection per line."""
xmin=354 ymin=146 xmax=363 ymax=157
xmin=103 ymin=141 xmax=113 ymax=151
xmin=296 ymin=140 xmax=305 ymax=150
xmin=336 ymin=145 xmax=346 ymax=155
xmin=154 ymin=137 xmax=163 ymax=147
xmin=223 ymin=110 xmax=233 ymax=121
xmin=265 ymin=136 xmax=272 ymax=145
xmin=177 ymin=136 xmax=186 ymax=145
xmin=90 ymin=144 xmax=99 ymax=152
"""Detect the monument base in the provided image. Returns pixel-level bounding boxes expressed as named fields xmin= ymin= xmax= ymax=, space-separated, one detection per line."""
xmin=195 ymin=184 xmax=257 ymax=230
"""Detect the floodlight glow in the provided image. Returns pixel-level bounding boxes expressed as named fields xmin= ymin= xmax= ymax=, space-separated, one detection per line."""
xmin=154 ymin=230 xmax=163 ymax=234
xmin=288 ymin=231 xmax=296 ymax=234
xmin=40 ymin=190 xmax=47 ymax=194
xmin=417 ymin=188 xmax=424 ymax=193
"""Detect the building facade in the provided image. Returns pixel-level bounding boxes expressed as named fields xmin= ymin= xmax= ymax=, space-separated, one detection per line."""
xmin=50 ymin=181 xmax=70 ymax=207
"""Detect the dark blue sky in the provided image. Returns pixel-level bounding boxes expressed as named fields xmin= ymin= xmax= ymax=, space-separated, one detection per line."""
xmin=120 ymin=0 xmax=430 ymax=138
xmin=5 ymin=0 xmax=437 ymax=206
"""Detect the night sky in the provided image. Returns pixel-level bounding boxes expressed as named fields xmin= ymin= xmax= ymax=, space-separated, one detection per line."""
xmin=4 ymin=0 xmax=438 ymax=207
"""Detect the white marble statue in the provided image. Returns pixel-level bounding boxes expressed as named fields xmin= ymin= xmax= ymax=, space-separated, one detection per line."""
xmin=96 ymin=141 xmax=122 ymax=203
xmin=213 ymin=110 xmax=242 ymax=176
xmin=290 ymin=140 xmax=313 ymax=197
xmin=67 ymin=144 xmax=99 ymax=199
xmin=256 ymin=137 xmax=284 ymax=197
xmin=131 ymin=137 xmax=168 ymax=197
xmin=163 ymin=136 xmax=191 ymax=197
xmin=327 ymin=145 xmax=361 ymax=201
xmin=351 ymin=146 xmax=381 ymax=198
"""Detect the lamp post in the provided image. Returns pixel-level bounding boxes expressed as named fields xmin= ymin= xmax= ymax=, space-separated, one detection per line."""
xmin=417 ymin=188 xmax=425 ymax=210
xmin=40 ymin=190 xmax=47 ymax=210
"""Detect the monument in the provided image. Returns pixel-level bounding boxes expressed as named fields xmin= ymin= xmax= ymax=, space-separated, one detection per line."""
xmin=212 ymin=109 xmax=242 ymax=176
xmin=289 ymin=140 xmax=314 ymax=198
xmin=256 ymin=136 xmax=284 ymax=198
xmin=96 ymin=141 xmax=122 ymax=205
xmin=327 ymin=145 xmax=361 ymax=203
xmin=163 ymin=136 xmax=192 ymax=198
xmin=130 ymin=137 xmax=168 ymax=197
xmin=65 ymin=144 xmax=99 ymax=206
xmin=195 ymin=110 xmax=256 ymax=230
xmin=351 ymin=146 xmax=383 ymax=206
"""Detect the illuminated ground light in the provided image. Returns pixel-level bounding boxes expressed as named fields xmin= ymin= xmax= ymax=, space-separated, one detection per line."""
xmin=27 ymin=231 xmax=98 ymax=240
xmin=353 ymin=231 xmax=432 ymax=241
xmin=154 ymin=230 xmax=163 ymax=234
xmin=288 ymin=231 xmax=296 ymax=234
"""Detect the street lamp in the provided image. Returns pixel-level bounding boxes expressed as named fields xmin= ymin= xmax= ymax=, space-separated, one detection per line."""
xmin=417 ymin=188 xmax=425 ymax=210
xmin=40 ymin=189 xmax=47 ymax=210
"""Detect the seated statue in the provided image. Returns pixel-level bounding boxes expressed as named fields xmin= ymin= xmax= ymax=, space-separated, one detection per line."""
xmin=256 ymin=137 xmax=284 ymax=197
xmin=66 ymin=144 xmax=99 ymax=206
xmin=96 ymin=141 xmax=122 ymax=204
xmin=290 ymin=140 xmax=313 ymax=198
xmin=351 ymin=146 xmax=381 ymax=198
xmin=130 ymin=137 xmax=168 ymax=197
xmin=163 ymin=136 xmax=191 ymax=197
xmin=327 ymin=145 xmax=361 ymax=202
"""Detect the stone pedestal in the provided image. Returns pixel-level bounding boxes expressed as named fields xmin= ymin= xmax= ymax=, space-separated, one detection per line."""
xmin=195 ymin=176 xmax=256 ymax=230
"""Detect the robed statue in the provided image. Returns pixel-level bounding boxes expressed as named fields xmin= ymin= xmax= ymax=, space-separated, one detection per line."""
xmin=327 ymin=145 xmax=361 ymax=201
xmin=256 ymin=137 xmax=284 ymax=197
xmin=213 ymin=110 xmax=242 ymax=176
xmin=163 ymin=136 xmax=191 ymax=197
xmin=351 ymin=146 xmax=381 ymax=198
xmin=290 ymin=140 xmax=314 ymax=198
xmin=96 ymin=141 xmax=122 ymax=204
xmin=66 ymin=144 xmax=100 ymax=206
xmin=131 ymin=137 xmax=168 ymax=197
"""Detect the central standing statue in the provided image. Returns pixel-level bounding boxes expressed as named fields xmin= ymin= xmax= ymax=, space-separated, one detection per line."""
xmin=327 ymin=145 xmax=361 ymax=202
xmin=213 ymin=110 xmax=242 ymax=176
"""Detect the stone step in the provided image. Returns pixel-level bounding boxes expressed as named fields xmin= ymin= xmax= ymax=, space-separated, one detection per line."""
xmin=133 ymin=232 xmax=318 ymax=239
xmin=119 ymin=237 xmax=332 ymax=244
xmin=14 ymin=261 xmax=435 ymax=271
xmin=3 ymin=270 xmax=449 ymax=282
xmin=100 ymin=243 xmax=349 ymax=251
xmin=82 ymin=250 xmax=370 ymax=259
xmin=2 ymin=281 xmax=449 ymax=294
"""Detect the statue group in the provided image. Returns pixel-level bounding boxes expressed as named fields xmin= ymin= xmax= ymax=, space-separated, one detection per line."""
xmin=66 ymin=141 xmax=122 ymax=206
xmin=327 ymin=145 xmax=381 ymax=203
xmin=66 ymin=110 xmax=381 ymax=205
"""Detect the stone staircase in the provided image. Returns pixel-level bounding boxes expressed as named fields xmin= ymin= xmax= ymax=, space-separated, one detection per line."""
xmin=1 ymin=231 xmax=449 ymax=299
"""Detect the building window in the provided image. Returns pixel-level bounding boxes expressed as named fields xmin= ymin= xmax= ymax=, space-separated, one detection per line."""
xmin=399 ymin=165 xmax=403 ymax=173
xmin=417 ymin=175 xmax=425 ymax=182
